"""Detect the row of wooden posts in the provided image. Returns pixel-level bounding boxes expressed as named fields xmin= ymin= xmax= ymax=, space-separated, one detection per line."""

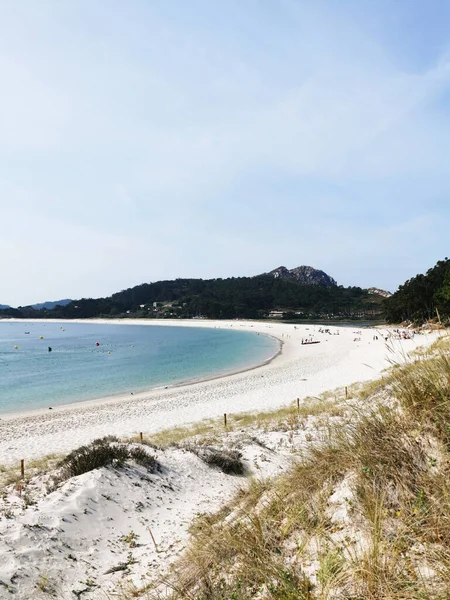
xmin=135 ymin=386 xmax=348 ymax=435
xmin=17 ymin=387 xmax=350 ymax=479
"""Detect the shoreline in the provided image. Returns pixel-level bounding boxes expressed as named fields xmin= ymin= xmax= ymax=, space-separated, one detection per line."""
xmin=0 ymin=319 xmax=442 ymax=464
xmin=0 ymin=320 xmax=283 ymax=420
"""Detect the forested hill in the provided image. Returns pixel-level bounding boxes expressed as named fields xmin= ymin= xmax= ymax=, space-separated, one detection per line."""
xmin=383 ymin=258 xmax=450 ymax=324
xmin=0 ymin=275 xmax=384 ymax=321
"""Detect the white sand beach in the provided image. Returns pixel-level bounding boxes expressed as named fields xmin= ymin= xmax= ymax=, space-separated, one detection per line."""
xmin=0 ymin=319 xmax=443 ymax=599
xmin=0 ymin=319 xmax=440 ymax=464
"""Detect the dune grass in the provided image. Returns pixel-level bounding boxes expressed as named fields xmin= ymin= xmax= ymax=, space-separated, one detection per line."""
xmin=0 ymin=454 xmax=62 ymax=489
xmin=120 ymin=339 xmax=450 ymax=599
xmin=128 ymin=393 xmax=345 ymax=450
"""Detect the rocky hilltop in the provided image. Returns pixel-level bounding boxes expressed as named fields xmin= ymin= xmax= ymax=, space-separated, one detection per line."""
xmin=266 ymin=265 xmax=337 ymax=287
xmin=367 ymin=287 xmax=392 ymax=298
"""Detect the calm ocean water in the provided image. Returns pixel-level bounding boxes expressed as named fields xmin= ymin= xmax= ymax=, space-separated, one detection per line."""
xmin=0 ymin=322 xmax=278 ymax=414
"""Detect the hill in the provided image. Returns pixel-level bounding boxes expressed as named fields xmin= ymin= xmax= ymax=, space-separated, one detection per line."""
xmin=0 ymin=271 xmax=385 ymax=321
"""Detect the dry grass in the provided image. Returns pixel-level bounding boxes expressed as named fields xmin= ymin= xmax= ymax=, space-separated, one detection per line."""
xmin=390 ymin=350 xmax=450 ymax=447
xmin=0 ymin=454 xmax=61 ymax=490
xmin=129 ymin=395 xmax=345 ymax=451
xmin=124 ymin=341 xmax=450 ymax=600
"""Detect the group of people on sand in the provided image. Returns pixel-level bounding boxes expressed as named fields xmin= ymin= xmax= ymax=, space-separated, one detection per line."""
xmin=392 ymin=328 xmax=416 ymax=340
xmin=372 ymin=329 xmax=416 ymax=342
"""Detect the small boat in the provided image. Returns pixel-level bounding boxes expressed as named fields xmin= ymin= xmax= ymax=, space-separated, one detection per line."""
xmin=24 ymin=332 xmax=30 ymax=334
xmin=301 ymin=339 xmax=321 ymax=345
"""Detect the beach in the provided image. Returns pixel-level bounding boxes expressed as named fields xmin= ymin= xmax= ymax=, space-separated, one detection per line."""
xmin=0 ymin=319 xmax=440 ymax=465
xmin=0 ymin=319 xmax=444 ymax=599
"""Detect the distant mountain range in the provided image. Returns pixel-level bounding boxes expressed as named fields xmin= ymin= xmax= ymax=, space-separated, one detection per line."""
xmin=30 ymin=299 xmax=73 ymax=310
xmin=0 ymin=299 xmax=73 ymax=310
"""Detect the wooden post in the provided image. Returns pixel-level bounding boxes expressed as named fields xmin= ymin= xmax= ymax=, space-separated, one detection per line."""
xmin=224 ymin=413 xmax=227 ymax=427
xmin=148 ymin=527 xmax=159 ymax=553
xmin=139 ymin=432 xmax=143 ymax=443
xmin=20 ymin=459 xmax=24 ymax=478
xmin=345 ymin=386 xmax=348 ymax=399
xmin=297 ymin=398 xmax=300 ymax=412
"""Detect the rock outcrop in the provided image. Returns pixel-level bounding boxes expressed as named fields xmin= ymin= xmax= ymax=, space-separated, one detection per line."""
xmin=367 ymin=287 xmax=392 ymax=298
xmin=266 ymin=266 xmax=337 ymax=287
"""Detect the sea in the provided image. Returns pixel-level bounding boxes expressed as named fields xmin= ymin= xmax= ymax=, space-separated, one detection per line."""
xmin=0 ymin=322 xmax=279 ymax=414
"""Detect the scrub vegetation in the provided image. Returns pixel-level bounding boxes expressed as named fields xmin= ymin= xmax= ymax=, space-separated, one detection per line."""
xmin=118 ymin=336 xmax=450 ymax=599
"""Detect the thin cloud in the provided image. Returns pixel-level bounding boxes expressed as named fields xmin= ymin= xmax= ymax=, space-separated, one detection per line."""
xmin=0 ymin=0 xmax=449 ymax=304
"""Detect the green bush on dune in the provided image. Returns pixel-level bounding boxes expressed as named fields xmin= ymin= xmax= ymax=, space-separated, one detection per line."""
xmin=58 ymin=436 xmax=160 ymax=478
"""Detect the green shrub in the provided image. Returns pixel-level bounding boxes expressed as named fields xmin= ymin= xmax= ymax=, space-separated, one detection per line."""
xmin=58 ymin=437 xmax=160 ymax=478
xmin=190 ymin=446 xmax=246 ymax=475
xmin=128 ymin=447 xmax=159 ymax=471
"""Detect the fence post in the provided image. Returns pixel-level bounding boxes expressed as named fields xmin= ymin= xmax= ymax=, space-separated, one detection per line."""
xmin=139 ymin=432 xmax=143 ymax=443
xmin=20 ymin=459 xmax=24 ymax=478
xmin=148 ymin=527 xmax=159 ymax=553
xmin=345 ymin=386 xmax=348 ymax=399
xmin=297 ymin=397 xmax=300 ymax=412
xmin=224 ymin=413 xmax=227 ymax=427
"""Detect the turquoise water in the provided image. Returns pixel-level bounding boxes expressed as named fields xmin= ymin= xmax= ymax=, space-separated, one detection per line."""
xmin=0 ymin=322 xmax=278 ymax=414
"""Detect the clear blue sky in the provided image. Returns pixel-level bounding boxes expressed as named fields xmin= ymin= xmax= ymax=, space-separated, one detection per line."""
xmin=1 ymin=0 xmax=450 ymax=306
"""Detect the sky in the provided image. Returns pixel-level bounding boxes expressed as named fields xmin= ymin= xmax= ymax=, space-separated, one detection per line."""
xmin=1 ymin=0 xmax=450 ymax=306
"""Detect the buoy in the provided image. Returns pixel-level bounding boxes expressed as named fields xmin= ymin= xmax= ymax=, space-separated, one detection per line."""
xmin=108 ymin=351 xmax=111 ymax=355
xmin=39 ymin=336 xmax=44 ymax=340
xmin=14 ymin=345 xmax=18 ymax=350
xmin=48 ymin=347 xmax=52 ymax=352
xmin=95 ymin=342 xmax=100 ymax=347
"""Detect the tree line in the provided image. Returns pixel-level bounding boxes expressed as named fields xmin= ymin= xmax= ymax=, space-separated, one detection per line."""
xmin=0 ymin=275 xmax=383 ymax=321
xmin=383 ymin=258 xmax=450 ymax=324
